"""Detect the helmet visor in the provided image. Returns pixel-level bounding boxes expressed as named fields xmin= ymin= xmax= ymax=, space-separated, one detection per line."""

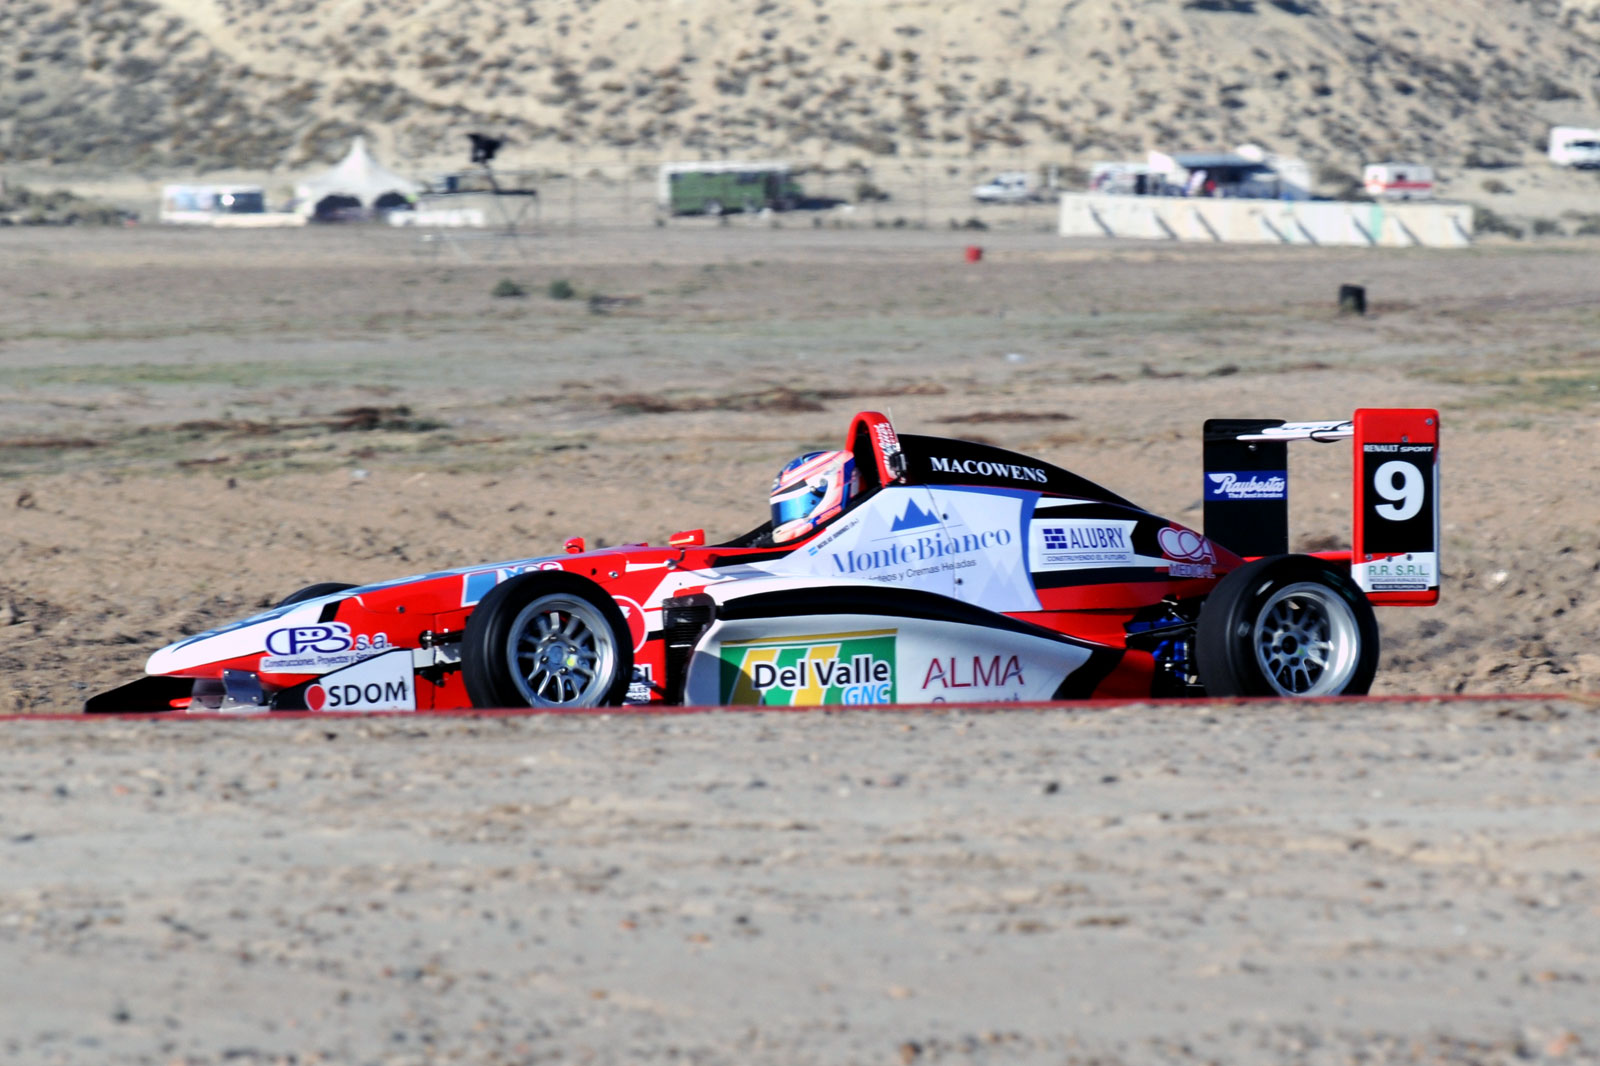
xmin=771 ymin=481 xmax=828 ymax=528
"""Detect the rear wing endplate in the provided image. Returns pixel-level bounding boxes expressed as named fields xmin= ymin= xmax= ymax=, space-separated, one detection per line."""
xmin=1204 ymin=409 xmax=1439 ymax=606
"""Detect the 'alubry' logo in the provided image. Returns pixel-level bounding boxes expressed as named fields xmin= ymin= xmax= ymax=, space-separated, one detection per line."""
xmin=1033 ymin=518 xmax=1136 ymax=568
xmin=929 ymin=456 xmax=1048 ymax=483
xmin=265 ymin=623 xmax=351 ymax=657
xmin=719 ymin=631 xmax=896 ymax=706
xmin=1205 ymin=471 xmax=1287 ymax=501
xmin=1042 ymin=525 xmax=1125 ymax=552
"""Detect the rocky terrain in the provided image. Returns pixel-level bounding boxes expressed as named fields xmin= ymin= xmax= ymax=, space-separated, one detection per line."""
xmin=4 ymin=0 xmax=1600 ymax=175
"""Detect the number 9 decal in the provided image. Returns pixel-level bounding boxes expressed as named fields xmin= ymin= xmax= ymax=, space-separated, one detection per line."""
xmin=1372 ymin=460 xmax=1424 ymax=521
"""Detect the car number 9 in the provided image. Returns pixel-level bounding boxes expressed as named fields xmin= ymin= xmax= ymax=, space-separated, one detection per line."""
xmin=1372 ymin=460 xmax=1424 ymax=522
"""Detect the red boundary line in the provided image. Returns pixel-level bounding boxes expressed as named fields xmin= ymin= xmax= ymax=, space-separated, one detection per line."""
xmin=2 ymin=691 xmax=1596 ymax=724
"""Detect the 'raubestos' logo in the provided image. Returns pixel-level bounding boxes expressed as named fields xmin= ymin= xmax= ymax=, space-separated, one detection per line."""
xmin=1205 ymin=471 xmax=1287 ymax=501
xmin=719 ymin=631 xmax=896 ymax=706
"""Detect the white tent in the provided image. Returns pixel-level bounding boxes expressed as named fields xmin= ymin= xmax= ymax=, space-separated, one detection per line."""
xmin=294 ymin=137 xmax=421 ymax=219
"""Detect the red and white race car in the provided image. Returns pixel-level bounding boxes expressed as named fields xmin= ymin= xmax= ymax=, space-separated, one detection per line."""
xmin=87 ymin=409 xmax=1440 ymax=713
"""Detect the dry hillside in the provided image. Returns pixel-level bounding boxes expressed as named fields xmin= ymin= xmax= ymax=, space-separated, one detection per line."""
xmin=4 ymin=0 xmax=1600 ymax=174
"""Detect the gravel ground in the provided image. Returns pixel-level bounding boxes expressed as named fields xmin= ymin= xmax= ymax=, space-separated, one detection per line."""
xmin=2 ymin=698 xmax=1598 ymax=1065
xmin=3 ymin=226 xmax=1599 ymax=1063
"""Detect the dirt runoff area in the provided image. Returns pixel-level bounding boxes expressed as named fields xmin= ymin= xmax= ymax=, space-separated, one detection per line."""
xmin=1 ymin=224 xmax=1599 ymax=1062
xmin=2 ymin=699 xmax=1599 ymax=1065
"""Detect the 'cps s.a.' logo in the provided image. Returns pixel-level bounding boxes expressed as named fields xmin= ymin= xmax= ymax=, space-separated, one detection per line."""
xmin=265 ymin=623 xmax=351 ymax=657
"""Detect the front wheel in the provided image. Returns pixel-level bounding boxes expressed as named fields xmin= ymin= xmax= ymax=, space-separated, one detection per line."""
xmin=461 ymin=572 xmax=632 ymax=708
xmin=1195 ymin=555 xmax=1379 ymax=697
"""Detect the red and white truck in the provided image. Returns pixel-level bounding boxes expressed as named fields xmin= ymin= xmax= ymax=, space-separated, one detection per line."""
xmin=1362 ymin=163 xmax=1435 ymax=201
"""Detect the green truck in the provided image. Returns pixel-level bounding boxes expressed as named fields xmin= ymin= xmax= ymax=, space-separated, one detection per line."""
xmin=657 ymin=162 xmax=803 ymax=216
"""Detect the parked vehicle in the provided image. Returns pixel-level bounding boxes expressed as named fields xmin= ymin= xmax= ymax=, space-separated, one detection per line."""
xmin=1362 ymin=163 xmax=1436 ymax=201
xmin=87 ymin=408 xmax=1441 ymax=714
xmin=159 ymin=184 xmax=267 ymax=223
xmin=1548 ymin=127 xmax=1600 ymax=169
xmin=972 ymin=172 xmax=1046 ymax=203
xmin=658 ymin=161 xmax=803 ymax=215
xmin=1089 ymin=162 xmax=1163 ymax=195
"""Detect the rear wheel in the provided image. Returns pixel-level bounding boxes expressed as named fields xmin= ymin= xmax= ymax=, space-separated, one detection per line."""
xmin=1196 ymin=555 xmax=1379 ymax=697
xmin=704 ymin=199 xmax=723 ymax=216
xmin=462 ymin=572 xmax=632 ymax=708
xmin=275 ymin=582 xmax=357 ymax=608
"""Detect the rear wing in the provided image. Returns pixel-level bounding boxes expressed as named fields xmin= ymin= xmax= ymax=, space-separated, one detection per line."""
xmin=1203 ymin=409 xmax=1439 ymax=606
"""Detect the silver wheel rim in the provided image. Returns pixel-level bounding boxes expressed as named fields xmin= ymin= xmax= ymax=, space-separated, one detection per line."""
xmin=505 ymin=594 xmax=616 ymax=707
xmin=1252 ymin=581 xmax=1361 ymax=696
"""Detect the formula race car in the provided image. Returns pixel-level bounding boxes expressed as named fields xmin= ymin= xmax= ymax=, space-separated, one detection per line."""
xmin=87 ymin=409 xmax=1440 ymax=714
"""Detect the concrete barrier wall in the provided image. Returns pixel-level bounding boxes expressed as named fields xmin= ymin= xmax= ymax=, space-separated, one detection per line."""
xmin=1059 ymin=194 xmax=1475 ymax=248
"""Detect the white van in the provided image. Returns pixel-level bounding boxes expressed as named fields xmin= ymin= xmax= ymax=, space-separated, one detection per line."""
xmin=1548 ymin=127 xmax=1600 ymax=169
xmin=972 ymin=172 xmax=1039 ymax=203
xmin=1362 ymin=163 xmax=1435 ymax=201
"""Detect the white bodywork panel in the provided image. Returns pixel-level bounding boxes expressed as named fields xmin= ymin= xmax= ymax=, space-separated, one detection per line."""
xmin=682 ymin=611 xmax=1095 ymax=707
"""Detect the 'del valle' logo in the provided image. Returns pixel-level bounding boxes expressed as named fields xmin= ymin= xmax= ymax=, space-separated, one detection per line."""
xmin=719 ymin=631 xmax=896 ymax=706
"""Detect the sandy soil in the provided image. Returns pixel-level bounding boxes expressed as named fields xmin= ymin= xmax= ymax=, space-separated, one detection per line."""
xmin=2 ymin=699 xmax=1599 ymax=1065
xmin=2 ymin=224 xmax=1599 ymax=1062
xmin=3 ymin=225 xmax=1599 ymax=710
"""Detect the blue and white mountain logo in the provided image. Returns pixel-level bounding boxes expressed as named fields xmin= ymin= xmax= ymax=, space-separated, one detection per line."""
xmin=890 ymin=499 xmax=939 ymax=532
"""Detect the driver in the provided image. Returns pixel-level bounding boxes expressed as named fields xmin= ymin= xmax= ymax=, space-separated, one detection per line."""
xmin=770 ymin=450 xmax=858 ymax=544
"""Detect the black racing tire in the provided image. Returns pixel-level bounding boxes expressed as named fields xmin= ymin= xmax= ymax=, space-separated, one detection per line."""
xmin=1196 ymin=555 xmax=1379 ymax=698
xmin=461 ymin=572 xmax=632 ymax=709
xmin=275 ymin=582 xmax=358 ymax=608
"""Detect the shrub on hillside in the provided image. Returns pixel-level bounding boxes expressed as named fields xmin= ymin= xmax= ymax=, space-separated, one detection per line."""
xmin=1473 ymin=205 xmax=1523 ymax=239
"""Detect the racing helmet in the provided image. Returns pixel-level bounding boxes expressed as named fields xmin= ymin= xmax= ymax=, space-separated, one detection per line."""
xmin=770 ymin=450 xmax=858 ymax=544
